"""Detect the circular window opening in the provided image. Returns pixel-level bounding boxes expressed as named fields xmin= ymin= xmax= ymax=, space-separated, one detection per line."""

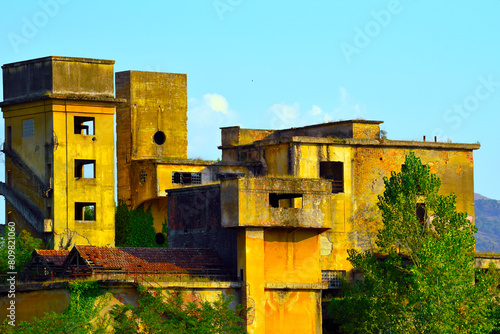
xmin=155 ymin=233 xmax=166 ymax=245
xmin=154 ymin=131 xmax=166 ymax=145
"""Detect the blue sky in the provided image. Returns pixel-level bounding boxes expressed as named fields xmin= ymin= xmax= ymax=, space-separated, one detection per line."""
xmin=1 ymin=0 xmax=499 ymax=223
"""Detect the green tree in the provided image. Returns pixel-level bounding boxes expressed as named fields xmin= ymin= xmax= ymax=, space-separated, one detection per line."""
xmin=110 ymin=288 xmax=246 ymax=333
xmin=115 ymin=202 xmax=163 ymax=247
xmin=0 ymin=227 xmax=44 ymax=277
xmin=329 ymin=152 xmax=500 ymax=333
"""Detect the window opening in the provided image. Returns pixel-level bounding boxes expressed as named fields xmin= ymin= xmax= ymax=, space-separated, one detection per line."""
xmin=153 ymin=131 xmax=166 ymax=145
xmin=46 ymin=206 xmax=52 ymax=219
xmin=172 ymin=172 xmax=202 ymax=185
xmin=155 ymin=233 xmax=166 ymax=245
xmin=22 ymin=119 xmax=34 ymax=137
xmin=75 ymin=202 xmax=96 ymax=221
xmin=416 ymin=203 xmax=426 ymax=224
xmin=74 ymin=116 xmax=95 ymax=135
xmin=320 ymin=161 xmax=344 ymax=193
xmin=269 ymin=193 xmax=303 ymax=208
xmin=322 ymin=270 xmax=346 ymax=289
xmin=75 ymin=160 xmax=96 ymax=178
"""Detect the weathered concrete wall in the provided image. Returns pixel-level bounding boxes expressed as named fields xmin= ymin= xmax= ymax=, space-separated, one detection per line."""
xmin=2 ymin=56 xmax=115 ymax=103
xmin=1 ymin=57 xmax=118 ymax=248
xmin=115 ymin=70 xmax=188 ymax=211
xmin=221 ymin=177 xmax=332 ymax=229
xmin=0 ymin=282 xmax=240 ymax=326
xmin=166 ymin=185 xmax=237 ymax=269
xmin=0 ymin=285 xmax=70 ymax=326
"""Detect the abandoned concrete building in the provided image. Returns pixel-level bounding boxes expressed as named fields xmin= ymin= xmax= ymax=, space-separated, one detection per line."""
xmin=1 ymin=56 xmax=479 ymax=333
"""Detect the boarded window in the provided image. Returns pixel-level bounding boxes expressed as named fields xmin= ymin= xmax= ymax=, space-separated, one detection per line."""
xmin=74 ymin=116 xmax=95 ymax=135
xmin=75 ymin=160 xmax=96 ymax=178
xmin=269 ymin=193 xmax=303 ymax=208
xmin=322 ymin=270 xmax=346 ymax=289
xmin=22 ymin=119 xmax=34 ymax=137
xmin=75 ymin=202 xmax=96 ymax=221
xmin=320 ymin=161 xmax=344 ymax=193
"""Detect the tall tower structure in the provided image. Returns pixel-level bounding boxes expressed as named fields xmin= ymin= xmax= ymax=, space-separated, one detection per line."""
xmin=0 ymin=56 xmax=120 ymax=248
xmin=115 ymin=71 xmax=187 ymax=210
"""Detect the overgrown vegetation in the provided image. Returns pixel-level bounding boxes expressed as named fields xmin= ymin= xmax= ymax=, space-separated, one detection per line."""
xmin=0 ymin=281 xmax=111 ymax=333
xmin=0 ymin=227 xmax=44 ymax=279
xmin=0 ymin=282 xmax=245 ymax=333
xmin=110 ymin=288 xmax=245 ymax=333
xmin=115 ymin=201 xmax=166 ymax=247
xmin=329 ymin=152 xmax=500 ymax=333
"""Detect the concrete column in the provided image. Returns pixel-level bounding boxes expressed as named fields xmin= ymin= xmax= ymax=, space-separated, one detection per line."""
xmin=238 ymin=227 xmax=265 ymax=333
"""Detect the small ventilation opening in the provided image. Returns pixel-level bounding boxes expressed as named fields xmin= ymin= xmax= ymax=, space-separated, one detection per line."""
xmin=154 ymin=131 xmax=166 ymax=145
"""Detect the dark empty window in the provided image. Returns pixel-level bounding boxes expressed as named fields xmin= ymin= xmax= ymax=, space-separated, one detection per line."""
xmin=155 ymin=233 xmax=166 ymax=245
xmin=75 ymin=202 xmax=96 ymax=221
xmin=23 ymin=119 xmax=34 ymax=137
xmin=74 ymin=116 xmax=95 ymax=135
xmin=172 ymin=172 xmax=202 ymax=185
xmin=154 ymin=131 xmax=166 ymax=145
xmin=320 ymin=161 xmax=344 ymax=193
xmin=269 ymin=193 xmax=303 ymax=208
xmin=75 ymin=160 xmax=96 ymax=178
xmin=416 ymin=203 xmax=426 ymax=223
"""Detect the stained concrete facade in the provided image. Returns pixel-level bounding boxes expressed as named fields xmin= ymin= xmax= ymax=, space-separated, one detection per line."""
xmin=0 ymin=56 xmax=120 ymax=248
xmin=1 ymin=57 xmax=480 ymax=333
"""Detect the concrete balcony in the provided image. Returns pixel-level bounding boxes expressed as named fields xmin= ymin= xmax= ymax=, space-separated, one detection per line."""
xmin=221 ymin=177 xmax=332 ymax=229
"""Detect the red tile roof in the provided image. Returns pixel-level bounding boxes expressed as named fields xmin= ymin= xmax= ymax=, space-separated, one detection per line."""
xmin=71 ymin=246 xmax=184 ymax=272
xmin=33 ymin=249 xmax=69 ymax=266
xmin=119 ymin=248 xmax=225 ymax=270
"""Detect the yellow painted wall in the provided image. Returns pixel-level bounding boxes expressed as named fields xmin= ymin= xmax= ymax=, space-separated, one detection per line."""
xmin=52 ymin=101 xmax=115 ymax=248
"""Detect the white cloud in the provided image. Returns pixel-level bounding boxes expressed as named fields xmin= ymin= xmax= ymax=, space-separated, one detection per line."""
xmin=265 ymin=87 xmax=365 ymax=130
xmin=204 ymin=93 xmax=228 ymax=114
xmin=268 ymin=103 xmax=300 ymax=129
xmin=308 ymin=105 xmax=323 ymax=116
xmin=187 ymin=93 xmax=237 ymax=160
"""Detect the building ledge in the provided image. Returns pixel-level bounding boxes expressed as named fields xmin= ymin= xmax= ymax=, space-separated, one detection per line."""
xmin=0 ymin=93 xmax=126 ymax=107
xmin=265 ymin=282 xmax=328 ymax=290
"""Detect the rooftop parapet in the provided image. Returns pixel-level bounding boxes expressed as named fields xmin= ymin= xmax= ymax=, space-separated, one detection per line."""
xmin=1 ymin=56 xmax=120 ymax=106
